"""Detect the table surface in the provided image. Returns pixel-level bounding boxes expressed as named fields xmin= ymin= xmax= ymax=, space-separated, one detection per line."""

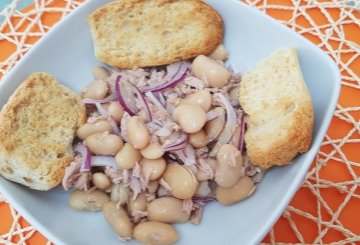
xmin=0 ymin=0 xmax=359 ymax=244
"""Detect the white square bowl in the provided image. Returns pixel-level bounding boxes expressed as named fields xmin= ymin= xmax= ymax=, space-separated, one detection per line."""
xmin=0 ymin=0 xmax=340 ymax=244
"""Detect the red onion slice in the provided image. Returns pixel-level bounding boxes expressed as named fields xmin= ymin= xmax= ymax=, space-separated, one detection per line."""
xmin=238 ymin=112 xmax=245 ymax=153
xmin=162 ymin=132 xmax=188 ymax=152
xmin=115 ymin=75 xmax=136 ymax=116
xmin=140 ymin=61 xmax=189 ymax=92
xmin=145 ymin=91 xmax=168 ymax=113
xmin=215 ymin=93 xmax=237 ymax=144
xmin=133 ymin=85 xmax=152 ymax=122
xmin=74 ymin=144 xmax=92 ymax=172
xmin=91 ymin=156 xmax=117 ymax=167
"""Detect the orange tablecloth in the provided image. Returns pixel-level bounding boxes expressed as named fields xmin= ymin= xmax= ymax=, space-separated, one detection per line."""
xmin=0 ymin=0 xmax=359 ymax=244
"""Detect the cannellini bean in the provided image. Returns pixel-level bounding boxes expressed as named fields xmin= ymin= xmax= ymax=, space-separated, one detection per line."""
xmin=204 ymin=107 xmax=225 ymax=141
xmin=69 ymin=190 xmax=109 ymax=211
xmin=141 ymin=158 xmax=167 ymax=181
xmin=92 ymin=172 xmax=111 ymax=190
xmin=208 ymin=44 xmax=228 ymax=61
xmin=127 ymin=116 xmax=150 ymax=149
xmin=108 ymin=102 xmax=124 ymax=123
xmin=140 ymin=142 xmax=164 ymax=159
xmin=191 ymin=55 xmax=230 ymax=88
xmin=92 ymin=66 xmax=110 ymax=80
xmin=82 ymin=80 xmax=109 ymax=100
xmin=215 ymin=144 xmax=243 ymax=188
xmin=173 ymin=104 xmax=206 ymax=133
xmin=163 ymin=163 xmax=199 ymax=199
xmin=216 ymin=176 xmax=255 ymax=205
xmin=85 ymin=133 xmax=123 ymax=156
xmin=115 ymin=143 xmax=141 ymax=169
xmin=111 ymin=184 xmax=130 ymax=206
xmin=180 ymin=90 xmax=212 ymax=112
xmin=76 ymin=120 xmax=112 ymax=140
xmin=128 ymin=192 xmax=148 ymax=214
xmin=189 ymin=129 xmax=208 ymax=148
xmin=195 ymin=158 xmax=218 ymax=181
xmin=134 ymin=221 xmax=178 ymax=245
xmin=103 ymin=202 xmax=133 ymax=239
xmin=148 ymin=197 xmax=190 ymax=223
xmin=194 ymin=181 xmax=212 ymax=197
xmin=147 ymin=180 xmax=159 ymax=194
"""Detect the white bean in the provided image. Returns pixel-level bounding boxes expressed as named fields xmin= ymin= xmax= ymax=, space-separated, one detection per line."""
xmin=140 ymin=142 xmax=164 ymax=159
xmin=76 ymin=120 xmax=112 ymax=140
xmin=181 ymin=90 xmax=212 ymax=112
xmin=82 ymin=80 xmax=109 ymax=100
xmin=92 ymin=172 xmax=111 ymax=190
xmin=191 ymin=55 xmax=230 ymax=88
xmin=163 ymin=163 xmax=199 ymax=199
xmin=108 ymin=102 xmax=124 ymax=123
xmin=173 ymin=104 xmax=206 ymax=133
xmin=204 ymin=107 xmax=225 ymax=141
xmin=127 ymin=116 xmax=150 ymax=149
xmin=208 ymin=44 xmax=228 ymax=61
xmin=215 ymin=144 xmax=243 ymax=188
xmin=69 ymin=190 xmax=109 ymax=211
xmin=148 ymin=197 xmax=190 ymax=223
xmin=194 ymin=181 xmax=212 ymax=197
xmin=115 ymin=143 xmax=141 ymax=169
xmin=141 ymin=158 xmax=167 ymax=180
xmin=85 ymin=133 xmax=123 ymax=156
xmin=216 ymin=176 xmax=255 ymax=205
xmin=128 ymin=192 xmax=147 ymax=214
xmin=92 ymin=66 xmax=110 ymax=80
xmin=189 ymin=129 xmax=208 ymax=148
xmin=134 ymin=221 xmax=178 ymax=245
xmin=103 ymin=202 xmax=133 ymax=238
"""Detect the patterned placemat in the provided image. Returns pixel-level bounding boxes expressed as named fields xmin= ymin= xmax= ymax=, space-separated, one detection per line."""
xmin=0 ymin=0 xmax=359 ymax=244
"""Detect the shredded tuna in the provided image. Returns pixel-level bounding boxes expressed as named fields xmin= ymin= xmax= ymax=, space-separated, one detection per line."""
xmin=195 ymin=147 xmax=209 ymax=159
xmin=130 ymin=176 xmax=142 ymax=200
xmin=117 ymin=235 xmax=132 ymax=242
xmin=155 ymin=122 xmax=180 ymax=137
xmin=182 ymin=199 xmax=193 ymax=216
xmin=132 ymin=210 xmax=148 ymax=224
xmin=62 ymin=156 xmax=92 ymax=191
xmin=120 ymin=112 xmax=131 ymax=142
xmin=190 ymin=204 xmax=203 ymax=225
xmin=105 ymin=166 xmax=130 ymax=184
xmin=159 ymin=178 xmax=172 ymax=191
xmin=198 ymin=159 xmax=214 ymax=179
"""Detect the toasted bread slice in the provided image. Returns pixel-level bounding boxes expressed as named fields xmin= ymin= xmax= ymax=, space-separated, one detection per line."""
xmin=0 ymin=73 xmax=86 ymax=190
xmin=239 ymin=48 xmax=314 ymax=169
xmin=88 ymin=0 xmax=223 ymax=68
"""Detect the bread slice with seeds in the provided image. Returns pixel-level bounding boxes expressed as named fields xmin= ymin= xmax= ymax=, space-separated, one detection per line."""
xmin=239 ymin=47 xmax=314 ymax=169
xmin=0 ymin=73 xmax=86 ymax=191
xmin=88 ymin=0 xmax=223 ymax=68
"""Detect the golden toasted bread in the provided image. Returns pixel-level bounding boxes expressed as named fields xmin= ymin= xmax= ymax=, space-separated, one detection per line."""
xmin=239 ymin=48 xmax=314 ymax=169
xmin=0 ymin=73 xmax=86 ymax=190
xmin=88 ymin=0 xmax=223 ymax=68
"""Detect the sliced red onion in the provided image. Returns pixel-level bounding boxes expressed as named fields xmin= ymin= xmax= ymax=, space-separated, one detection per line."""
xmin=74 ymin=144 xmax=92 ymax=172
xmin=115 ymin=75 xmax=136 ymax=116
xmin=140 ymin=61 xmax=189 ymax=92
xmin=145 ymin=91 xmax=168 ymax=113
xmin=215 ymin=93 xmax=237 ymax=144
xmin=133 ymin=85 xmax=152 ymax=122
xmin=82 ymin=93 xmax=116 ymax=104
xmin=238 ymin=112 xmax=245 ymax=153
xmin=158 ymin=92 xmax=167 ymax=107
xmin=91 ymin=156 xmax=117 ymax=167
xmin=162 ymin=132 xmax=188 ymax=152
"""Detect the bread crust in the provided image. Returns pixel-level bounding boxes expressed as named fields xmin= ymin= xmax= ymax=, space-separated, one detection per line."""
xmin=0 ymin=73 xmax=86 ymax=190
xmin=239 ymin=48 xmax=314 ymax=169
xmin=88 ymin=0 xmax=223 ymax=68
